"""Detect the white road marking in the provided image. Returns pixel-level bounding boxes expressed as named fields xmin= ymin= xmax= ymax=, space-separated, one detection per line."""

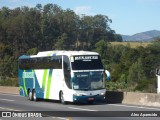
xmin=52 ymin=117 xmax=69 ymax=120
xmin=108 ymin=104 xmax=160 ymax=111
xmin=68 ymin=107 xmax=97 ymax=111
xmin=0 ymin=93 xmax=20 ymax=97
xmin=0 ymin=106 xmax=21 ymax=111
xmin=0 ymin=98 xmax=15 ymax=102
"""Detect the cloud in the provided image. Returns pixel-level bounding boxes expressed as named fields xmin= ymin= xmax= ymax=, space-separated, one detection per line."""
xmin=74 ymin=6 xmax=93 ymax=15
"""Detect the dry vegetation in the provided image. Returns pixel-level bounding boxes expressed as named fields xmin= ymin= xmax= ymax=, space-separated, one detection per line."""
xmin=110 ymin=42 xmax=151 ymax=48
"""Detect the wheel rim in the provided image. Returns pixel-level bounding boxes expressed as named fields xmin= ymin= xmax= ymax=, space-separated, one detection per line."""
xmin=33 ymin=91 xmax=36 ymax=101
xmin=29 ymin=91 xmax=32 ymax=100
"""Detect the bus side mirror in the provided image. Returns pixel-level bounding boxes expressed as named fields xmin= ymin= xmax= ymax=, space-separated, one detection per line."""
xmin=105 ymin=70 xmax=111 ymax=81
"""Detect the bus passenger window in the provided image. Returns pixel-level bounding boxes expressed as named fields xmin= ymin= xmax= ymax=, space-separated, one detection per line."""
xmin=63 ymin=55 xmax=71 ymax=89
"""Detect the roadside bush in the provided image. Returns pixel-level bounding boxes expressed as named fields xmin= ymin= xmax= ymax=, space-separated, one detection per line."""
xmin=0 ymin=77 xmax=18 ymax=86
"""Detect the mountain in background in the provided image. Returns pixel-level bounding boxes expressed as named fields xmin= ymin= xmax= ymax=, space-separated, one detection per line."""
xmin=122 ymin=30 xmax=160 ymax=41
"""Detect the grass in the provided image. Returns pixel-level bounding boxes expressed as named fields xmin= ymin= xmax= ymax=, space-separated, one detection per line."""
xmin=110 ymin=42 xmax=151 ymax=48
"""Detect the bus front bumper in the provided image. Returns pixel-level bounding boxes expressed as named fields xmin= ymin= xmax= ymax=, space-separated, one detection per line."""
xmin=73 ymin=94 xmax=105 ymax=103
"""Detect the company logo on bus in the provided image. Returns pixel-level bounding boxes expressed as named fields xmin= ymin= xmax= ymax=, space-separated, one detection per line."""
xmin=22 ymin=72 xmax=34 ymax=78
xmin=74 ymin=56 xmax=98 ymax=61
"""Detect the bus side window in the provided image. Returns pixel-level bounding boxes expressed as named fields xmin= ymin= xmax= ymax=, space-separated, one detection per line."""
xmin=19 ymin=59 xmax=23 ymax=69
xmin=23 ymin=58 xmax=31 ymax=70
xmin=51 ymin=56 xmax=62 ymax=69
xmin=63 ymin=56 xmax=70 ymax=70
xmin=63 ymin=55 xmax=71 ymax=89
xmin=19 ymin=56 xmax=63 ymax=70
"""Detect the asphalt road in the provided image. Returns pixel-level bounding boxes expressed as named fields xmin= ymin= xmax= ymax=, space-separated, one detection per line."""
xmin=0 ymin=93 xmax=160 ymax=120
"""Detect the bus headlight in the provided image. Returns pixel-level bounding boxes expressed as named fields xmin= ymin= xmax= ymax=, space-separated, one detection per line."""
xmin=100 ymin=92 xmax=105 ymax=95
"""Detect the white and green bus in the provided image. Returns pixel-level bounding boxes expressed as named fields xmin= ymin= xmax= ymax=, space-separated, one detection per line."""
xmin=18 ymin=51 xmax=109 ymax=104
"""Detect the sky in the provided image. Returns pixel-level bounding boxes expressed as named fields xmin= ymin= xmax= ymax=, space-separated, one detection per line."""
xmin=0 ymin=0 xmax=160 ymax=35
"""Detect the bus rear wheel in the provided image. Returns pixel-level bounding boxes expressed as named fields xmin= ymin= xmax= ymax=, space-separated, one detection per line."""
xmin=60 ymin=92 xmax=66 ymax=105
xmin=32 ymin=90 xmax=37 ymax=102
xmin=28 ymin=90 xmax=33 ymax=101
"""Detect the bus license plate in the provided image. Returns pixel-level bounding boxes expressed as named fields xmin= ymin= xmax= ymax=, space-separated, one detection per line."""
xmin=88 ymin=98 xmax=94 ymax=100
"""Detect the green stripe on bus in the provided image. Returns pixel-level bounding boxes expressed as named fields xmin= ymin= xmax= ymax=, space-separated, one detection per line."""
xmin=45 ymin=52 xmax=53 ymax=99
xmin=23 ymin=70 xmax=28 ymax=96
xmin=45 ymin=69 xmax=53 ymax=99
xmin=42 ymin=69 xmax=48 ymax=90
xmin=43 ymin=52 xmax=52 ymax=91
xmin=19 ymin=86 xmax=24 ymax=95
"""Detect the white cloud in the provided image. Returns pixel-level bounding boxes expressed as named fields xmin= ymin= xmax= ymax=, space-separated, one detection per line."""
xmin=74 ymin=6 xmax=93 ymax=15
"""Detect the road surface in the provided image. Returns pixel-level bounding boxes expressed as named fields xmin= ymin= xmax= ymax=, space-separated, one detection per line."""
xmin=0 ymin=93 xmax=160 ymax=120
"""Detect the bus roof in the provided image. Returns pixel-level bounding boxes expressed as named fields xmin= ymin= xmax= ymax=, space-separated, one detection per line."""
xmin=19 ymin=51 xmax=99 ymax=59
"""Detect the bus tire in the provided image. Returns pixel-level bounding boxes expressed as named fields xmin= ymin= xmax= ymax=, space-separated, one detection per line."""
xmin=28 ymin=90 xmax=33 ymax=101
xmin=32 ymin=90 xmax=37 ymax=102
xmin=27 ymin=89 xmax=30 ymax=100
xmin=60 ymin=91 xmax=66 ymax=105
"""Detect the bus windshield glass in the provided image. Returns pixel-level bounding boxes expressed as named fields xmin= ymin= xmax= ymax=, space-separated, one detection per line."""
xmin=71 ymin=55 xmax=103 ymax=70
xmin=73 ymin=71 xmax=104 ymax=90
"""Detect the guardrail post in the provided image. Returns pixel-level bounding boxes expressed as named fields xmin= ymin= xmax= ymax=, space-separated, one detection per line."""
xmin=156 ymin=67 xmax=160 ymax=94
xmin=157 ymin=75 xmax=160 ymax=94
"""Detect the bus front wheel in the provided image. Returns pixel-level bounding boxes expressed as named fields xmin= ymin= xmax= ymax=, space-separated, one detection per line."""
xmin=60 ymin=91 xmax=66 ymax=105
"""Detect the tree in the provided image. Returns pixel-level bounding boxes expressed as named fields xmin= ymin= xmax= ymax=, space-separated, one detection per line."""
xmin=53 ymin=33 xmax=68 ymax=50
xmin=27 ymin=48 xmax=38 ymax=55
xmin=114 ymin=34 xmax=123 ymax=42
xmin=127 ymin=58 xmax=146 ymax=88
xmin=95 ymin=40 xmax=110 ymax=59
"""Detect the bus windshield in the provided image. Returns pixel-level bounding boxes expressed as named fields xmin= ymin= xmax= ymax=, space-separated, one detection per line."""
xmin=71 ymin=55 xmax=103 ymax=70
xmin=73 ymin=71 xmax=104 ymax=90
